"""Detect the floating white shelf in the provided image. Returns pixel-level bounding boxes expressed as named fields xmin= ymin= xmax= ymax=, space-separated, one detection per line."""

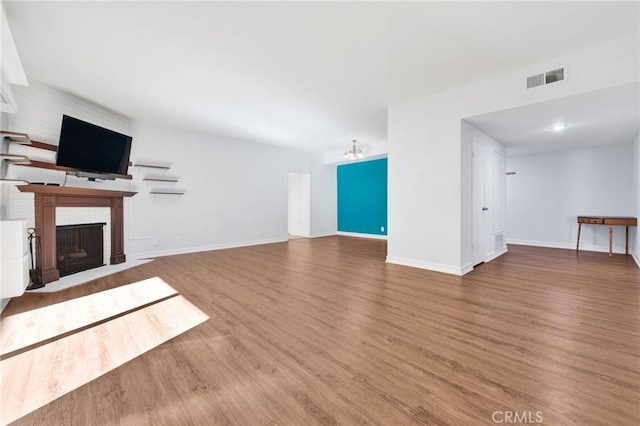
xmin=143 ymin=176 xmax=179 ymax=182
xmin=135 ymin=160 xmax=185 ymax=194
xmin=133 ymin=163 xmax=171 ymax=170
xmin=149 ymin=189 xmax=185 ymax=195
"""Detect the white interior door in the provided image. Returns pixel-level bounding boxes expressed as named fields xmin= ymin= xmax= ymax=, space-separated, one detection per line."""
xmin=287 ymin=172 xmax=311 ymax=237
xmin=472 ymin=141 xmax=486 ymax=265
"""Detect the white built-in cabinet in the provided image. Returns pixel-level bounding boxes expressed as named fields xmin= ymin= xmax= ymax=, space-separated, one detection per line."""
xmin=0 ymin=219 xmax=29 ymax=298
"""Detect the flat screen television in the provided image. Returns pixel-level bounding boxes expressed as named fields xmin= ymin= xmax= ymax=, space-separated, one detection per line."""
xmin=56 ymin=115 xmax=133 ymax=179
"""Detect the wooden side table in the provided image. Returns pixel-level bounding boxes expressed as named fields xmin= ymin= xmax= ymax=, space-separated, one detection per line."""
xmin=576 ymin=216 xmax=637 ymax=257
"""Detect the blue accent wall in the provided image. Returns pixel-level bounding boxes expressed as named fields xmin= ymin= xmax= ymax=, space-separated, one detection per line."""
xmin=337 ymin=158 xmax=387 ymax=235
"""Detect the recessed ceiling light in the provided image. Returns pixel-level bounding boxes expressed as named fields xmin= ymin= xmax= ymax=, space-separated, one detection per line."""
xmin=549 ymin=124 xmax=569 ymax=132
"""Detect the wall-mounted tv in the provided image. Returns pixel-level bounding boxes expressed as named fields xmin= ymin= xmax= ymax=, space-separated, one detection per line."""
xmin=56 ymin=115 xmax=133 ymax=179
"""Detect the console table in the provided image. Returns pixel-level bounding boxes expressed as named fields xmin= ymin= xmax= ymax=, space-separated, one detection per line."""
xmin=576 ymin=216 xmax=637 ymax=257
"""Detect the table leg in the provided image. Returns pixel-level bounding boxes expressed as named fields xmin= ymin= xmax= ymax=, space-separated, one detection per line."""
xmin=626 ymin=226 xmax=629 ymax=255
xmin=609 ymin=226 xmax=613 ymax=257
xmin=576 ymin=223 xmax=581 ymax=251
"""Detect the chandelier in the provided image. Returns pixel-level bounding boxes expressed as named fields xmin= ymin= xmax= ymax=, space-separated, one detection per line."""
xmin=342 ymin=140 xmax=365 ymax=160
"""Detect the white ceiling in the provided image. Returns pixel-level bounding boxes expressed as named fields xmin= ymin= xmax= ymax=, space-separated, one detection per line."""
xmin=4 ymin=1 xmax=640 ymax=152
xmin=466 ymin=82 xmax=640 ymax=156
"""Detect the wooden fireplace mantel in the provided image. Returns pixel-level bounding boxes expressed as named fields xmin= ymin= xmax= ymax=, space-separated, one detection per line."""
xmin=17 ymin=185 xmax=137 ymax=284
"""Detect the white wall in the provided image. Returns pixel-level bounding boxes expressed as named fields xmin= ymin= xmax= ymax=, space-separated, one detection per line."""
xmin=127 ymin=121 xmax=335 ymax=257
xmin=309 ymin=155 xmax=337 ymax=238
xmin=461 ymin=121 xmax=506 ymax=270
xmin=506 ymin=142 xmax=636 ymax=254
xmin=287 ymin=172 xmax=310 ymax=237
xmin=387 ymin=36 xmax=639 ymax=275
xmin=9 ymin=79 xmax=130 ymax=145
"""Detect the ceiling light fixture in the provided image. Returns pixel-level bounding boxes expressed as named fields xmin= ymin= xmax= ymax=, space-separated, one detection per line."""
xmin=549 ymin=123 xmax=569 ymax=132
xmin=343 ymin=139 xmax=365 ymax=160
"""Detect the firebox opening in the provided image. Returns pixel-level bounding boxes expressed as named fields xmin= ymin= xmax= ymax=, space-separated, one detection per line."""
xmin=56 ymin=223 xmax=106 ymax=277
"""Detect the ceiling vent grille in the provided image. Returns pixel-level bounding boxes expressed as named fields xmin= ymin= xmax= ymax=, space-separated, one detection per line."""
xmin=526 ymin=67 xmax=565 ymax=89
xmin=526 ymin=73 xmax=545 ymax=89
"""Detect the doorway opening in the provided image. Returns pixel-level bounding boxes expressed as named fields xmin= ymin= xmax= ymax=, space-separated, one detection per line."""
xmin=287 ymin=172 xmax=311 ymax=239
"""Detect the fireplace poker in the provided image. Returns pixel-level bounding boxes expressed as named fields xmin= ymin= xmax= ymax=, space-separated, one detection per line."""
xmin=26 ymin=227 xmax=44 ymax=290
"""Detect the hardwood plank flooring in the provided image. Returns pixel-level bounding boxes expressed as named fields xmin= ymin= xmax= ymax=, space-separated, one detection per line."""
xmin=2 ymin=237 xmax=639 ymax=425
xmin=1 ymin=295 xmax=208 ymax=425
xmin=0 ymin=277 xmax=177 ymax=356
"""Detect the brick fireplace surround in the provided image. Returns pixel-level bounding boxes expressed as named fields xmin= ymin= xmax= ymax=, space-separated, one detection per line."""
xmin=17 ymin=185 xmax=136 ymax=284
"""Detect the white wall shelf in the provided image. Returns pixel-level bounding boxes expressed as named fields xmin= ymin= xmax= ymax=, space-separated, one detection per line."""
xmin=133 ymin=163 xmax=171 ymax=170
xmin=143 ymin=176 xmax=179 ymax=182
xmin=136 ymin=160 xmax=184 ymax=194
xmin=0 ymin=154 xmax=30 ymax=164
xmin=1 ymin=131 xmax=32 ymax=145
xmin=0 ymin=179 xmax=28 ymax=184
xmin=149 ymin=189 xmax=185 ymax=195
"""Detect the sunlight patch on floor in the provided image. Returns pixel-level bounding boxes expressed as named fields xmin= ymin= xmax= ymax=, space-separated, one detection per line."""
xmin=1 ymin=277 xmax=177 ymax=356
xmin=0 ymin=278 xmax=208 ymax=425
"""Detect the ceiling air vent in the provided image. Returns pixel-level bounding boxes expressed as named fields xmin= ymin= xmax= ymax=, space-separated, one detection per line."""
xmin=526 ymin=67 xmax=566 ymax=89
xmin=545 ymin=68 xmax=564 ymax=84
xmin=526 ymin=73 xmax=545 ymax=89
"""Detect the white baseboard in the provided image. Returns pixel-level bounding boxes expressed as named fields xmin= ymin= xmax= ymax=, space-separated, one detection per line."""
xmin=337 ymin=231 xmax=387 ymax=240
xmin=633 ymin=251 xmax=640 ymax=269
xmin=507 ymin=239 xmax=574 ymax=250
xmin=132 ymin=237 xmax=288 ymax=260
xmin=386 ymin=256 xmax=465 ymax=276
xmin=460 ymin=262 xmax=474 ymax=275
xmin=485 ymin=247 xmax=508 ymax=262
xmin=310 ymin=232 xmax=337 ymax=238
xmin=506 ymin=239 xmax=630 ymax=255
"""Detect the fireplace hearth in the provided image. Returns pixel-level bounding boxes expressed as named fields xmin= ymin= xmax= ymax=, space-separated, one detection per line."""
xmin=56 ymin=223 xmax=106 ymax=277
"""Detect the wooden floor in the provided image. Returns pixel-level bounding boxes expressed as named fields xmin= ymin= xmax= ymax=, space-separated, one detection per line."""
xmin=1 ymin=294 xmax=207 ymax=425
xmin=1 ymin=277 xmax=178 ymax=356
xmin=2 ymin=237 xmax=639 ymax=425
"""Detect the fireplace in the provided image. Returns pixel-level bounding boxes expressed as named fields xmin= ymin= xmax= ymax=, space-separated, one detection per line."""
xmin=56 ymin=223 xmax=106 ymax=277
xmin=17 ymin=185 xmax=137 ymax=284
